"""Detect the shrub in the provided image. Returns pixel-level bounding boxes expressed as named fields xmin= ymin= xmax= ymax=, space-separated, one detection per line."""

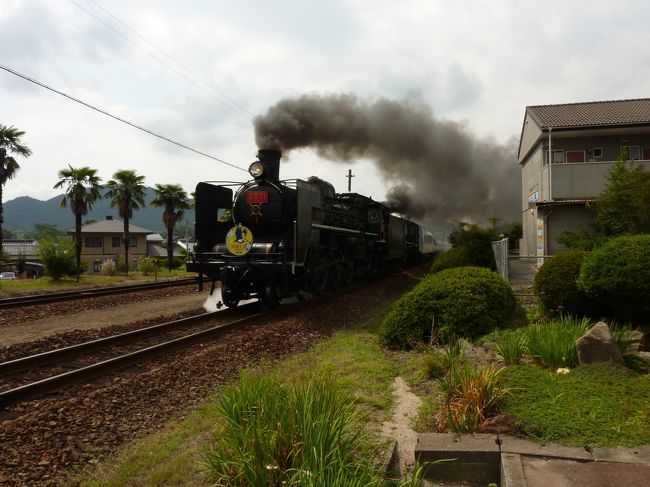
xmin=100 ymin=259 xmax=116 ymax=276
xmin=379 ymin=267 xmax=516 ymax=349
xmin=448 ymin=224 xmax=498 ymax=270
xmin=577 ymin=235 xmax=650 ymax=321
xmin=38 ymin=237 xmax=76 ymax=280
xmin=430 ymin=247 xmax=471 ymax=273
xmin=137 ymin=257 xmax=157 ymax=276
xmin=533 ymin=250 xmax=593 ymax=318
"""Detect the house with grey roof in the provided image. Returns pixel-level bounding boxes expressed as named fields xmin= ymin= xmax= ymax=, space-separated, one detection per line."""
xmin=69 ymin=216 xmax=153 ymax=272
xmin=518 ymin=98 xmax=650 ymax=256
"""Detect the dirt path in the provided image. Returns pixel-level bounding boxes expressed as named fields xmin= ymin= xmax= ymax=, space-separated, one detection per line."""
xmin=1 ymin=292 xmax=210 ymax=346
xmin=381 ymin=376 xmax=422 ymax=476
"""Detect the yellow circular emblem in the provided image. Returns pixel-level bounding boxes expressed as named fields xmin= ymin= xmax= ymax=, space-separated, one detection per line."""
xmin=225 ymin=224 xmax=253 ymax=256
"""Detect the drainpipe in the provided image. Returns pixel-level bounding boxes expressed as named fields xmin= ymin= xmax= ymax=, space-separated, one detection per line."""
xmin=548 ymin=127 xmax=553 ymax=201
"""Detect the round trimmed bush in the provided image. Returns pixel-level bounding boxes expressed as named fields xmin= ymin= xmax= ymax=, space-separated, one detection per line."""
xmin=379 ymin=266 xmax=516 ymax=349
xmin=533 ymin=250 xmax=593 ymax=318
xmin=430 ymin=247 xmax=471 ymax=273
xmin=577 ymin=235 xmax=650 ymax=320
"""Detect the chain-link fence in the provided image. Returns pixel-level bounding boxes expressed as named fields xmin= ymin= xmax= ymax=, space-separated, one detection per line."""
xmin=492 ymin=238 xmax=551 ymax=294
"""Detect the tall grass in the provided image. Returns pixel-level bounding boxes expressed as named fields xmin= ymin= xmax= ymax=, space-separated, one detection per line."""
xmin=526 ymin=316 xmax=591 ymax=368
xmin=495 ymin=329 xmax=528 ymax=365
xmin=436 ymin=363 xmax=508 ymax=433
xmin=206 ymin=374 xmax=427 ymax=486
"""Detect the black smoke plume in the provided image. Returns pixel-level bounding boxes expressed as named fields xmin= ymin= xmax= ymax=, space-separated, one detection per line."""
xmin=254 ymin=93 xmax=520 ymax=226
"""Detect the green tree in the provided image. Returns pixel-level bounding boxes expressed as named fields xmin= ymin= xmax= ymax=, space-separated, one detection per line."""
xmin=150 ymin=183 xmax=191 ymax=271
xmin=105 ymin=170 xmax=146 ymax=278
xmin=595 ymin=156 xmax=650 ymax=235
xmin=38 ymin=236 xmax=76 ymax=281
xmin=0 ymin=125 xmax=32 ymax=253
xmin=53 ymin=166 xmax=102 ymax=282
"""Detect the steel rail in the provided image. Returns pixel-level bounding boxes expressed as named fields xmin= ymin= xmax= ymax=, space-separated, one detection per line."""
xmin=0 ymin=310 xmax=229 ymax=375
xmin=0 ymin=310 xmax=265 ymax=408
xmin=0 ymin=277 xmax=196 ymax=309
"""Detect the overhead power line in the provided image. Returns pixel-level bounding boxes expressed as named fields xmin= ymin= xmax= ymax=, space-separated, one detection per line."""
xmin=70 ymin=0 xmax=253 ymax=121
xmin=0 ymin=63 xmax=247 ymax=172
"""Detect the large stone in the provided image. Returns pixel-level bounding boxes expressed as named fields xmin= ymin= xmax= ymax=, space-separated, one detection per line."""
xmin=575 ymin=322 xmax=624 ymax=366
xmin=624 ymin=330 xmax=645 ymax=353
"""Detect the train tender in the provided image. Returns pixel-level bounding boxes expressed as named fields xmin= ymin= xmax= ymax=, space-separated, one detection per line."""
xmin=187 ymin=149 xmax=437 ymax=308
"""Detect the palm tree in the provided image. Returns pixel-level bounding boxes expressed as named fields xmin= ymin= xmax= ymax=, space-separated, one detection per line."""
xmin=0 ymin=125 xmax=32 ymax=253
xmin=150 ymin=184 xmax=191 ymax=271
xmin=105 ymin=170 xmax=146 ymax=278
xmin=53 ymin=166 xmax=102 ymax=282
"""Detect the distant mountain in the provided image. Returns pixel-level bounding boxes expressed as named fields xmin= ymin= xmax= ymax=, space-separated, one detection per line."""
xmin=3 ymin=187 xmax=195 ymax=235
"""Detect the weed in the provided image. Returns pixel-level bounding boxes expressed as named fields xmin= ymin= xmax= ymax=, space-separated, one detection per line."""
xmin=526 ymin=316 xmax=591 ymax=368
xmin=495 ymin=329 xmax=527 ymax=365
xmin=436 ymin=363 xmax=508 ymax=433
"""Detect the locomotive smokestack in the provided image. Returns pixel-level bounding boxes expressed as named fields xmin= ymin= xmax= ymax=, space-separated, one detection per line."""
xmin=257 ymin=149 xmax=282 ymax=181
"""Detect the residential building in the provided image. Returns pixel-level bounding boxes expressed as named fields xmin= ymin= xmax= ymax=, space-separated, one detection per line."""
xmin=69 ymin=216 xmax=153 ymax=272
xmin=518 ymin=98 xmax=650 ymax=256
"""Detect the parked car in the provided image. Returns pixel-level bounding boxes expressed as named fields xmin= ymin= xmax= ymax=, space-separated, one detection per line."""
xmin=0 ymin=272 xmax=17 ymax=280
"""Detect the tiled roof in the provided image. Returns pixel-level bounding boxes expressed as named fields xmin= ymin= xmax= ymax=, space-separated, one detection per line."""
xmin=527 ymin=98 xmax=650 ymax=129
xmin=73 ymin=219 xmax=152 ymax=234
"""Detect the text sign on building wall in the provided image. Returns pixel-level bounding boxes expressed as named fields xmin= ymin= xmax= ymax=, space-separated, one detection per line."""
xmin=528 ymin=182 xmax=540 ymax=202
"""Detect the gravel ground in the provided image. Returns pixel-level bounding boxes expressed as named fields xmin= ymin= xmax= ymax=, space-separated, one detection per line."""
xmin=0 ymin=267 xmax=427 ymax=486
xmin=0 ymin=286 xmax=204 ymax=347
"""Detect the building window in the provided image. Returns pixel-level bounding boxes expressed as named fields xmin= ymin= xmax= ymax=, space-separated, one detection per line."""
xmin=112 ymin=237 xmax=120 ymax=247
xmin=591 ymin=147 xmax=603 ymax=159
xmin=544 ymin=149 xmax=565 ymax=164
xmin=126 ymin=236 xmax=137 ymax=247
xmin=84 ymin=236 xmax=102 ymax=247
xmin=566 ymin=150 xmax=586 ymax=163
xmin=643 ymin=147 xmax=650 ymax=160
xmin=621 ymin=146 xmax=641 ymax=160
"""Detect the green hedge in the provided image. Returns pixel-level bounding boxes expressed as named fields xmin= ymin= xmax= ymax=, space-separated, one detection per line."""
xmin=533 ymin=250 xmax=593 ymax=318
xmin=379 ymin=266 xmax=516 ymax=349
xmin=430 ymin=247 xmax=471 ymax=273
xmin=577 ymin=234 xmax=650 ymax=321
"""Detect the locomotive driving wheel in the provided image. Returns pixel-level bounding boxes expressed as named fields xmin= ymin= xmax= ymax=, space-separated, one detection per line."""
xmin=262 ymin=279 xmax=281 ymax=309
xmin=220 ymin=281 xmax=240 ymax=308
xmin=308 ymin=267 xmax=328 ymax=295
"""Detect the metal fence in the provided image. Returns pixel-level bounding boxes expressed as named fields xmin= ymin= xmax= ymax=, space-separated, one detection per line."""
xmin=492 ymin=238 xmax=551 ymax=293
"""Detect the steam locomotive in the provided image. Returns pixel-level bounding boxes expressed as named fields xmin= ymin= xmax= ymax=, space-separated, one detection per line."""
xmin=186 ymin=149 xmax=437 ymax=308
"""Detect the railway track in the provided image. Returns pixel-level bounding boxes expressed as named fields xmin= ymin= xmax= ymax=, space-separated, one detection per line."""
xmin=0 ymin=304 xmax=263 ymax=408
xmin=0 ymin=277 xmax=196 ymax=309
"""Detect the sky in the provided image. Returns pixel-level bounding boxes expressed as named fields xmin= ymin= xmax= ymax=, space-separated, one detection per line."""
xmin=2 ymin=0 xmax=650 ymax=224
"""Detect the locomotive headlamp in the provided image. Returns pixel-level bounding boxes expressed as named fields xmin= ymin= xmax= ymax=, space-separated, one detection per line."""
xmin=249 ymin=162 xmax=265 ymax=178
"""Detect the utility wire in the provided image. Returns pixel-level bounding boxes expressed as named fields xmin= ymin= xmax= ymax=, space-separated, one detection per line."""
xmin=0 ymin=63 xmax=247 ymax=172
xmin=70 ymin=0 xmax=253 ymax=121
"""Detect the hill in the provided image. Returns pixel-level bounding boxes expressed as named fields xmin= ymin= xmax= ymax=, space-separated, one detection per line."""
xmin=3 ymin=187 xmax=195 ymax=235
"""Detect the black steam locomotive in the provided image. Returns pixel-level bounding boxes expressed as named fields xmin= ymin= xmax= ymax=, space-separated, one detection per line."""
xmin=186 ymin=149 xmax=437 ymax=308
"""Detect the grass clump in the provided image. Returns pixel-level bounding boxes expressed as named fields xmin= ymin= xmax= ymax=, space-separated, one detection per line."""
xmin=525 ymin=316 xmax=591 ymax=369
xmin=495 ymin=329 xmax=528 ymax=365
xmin=205 ymin=374 xmax=379 ymax=486
xmin=501 ymin=364 xmax=650 ymax=446
xmin=436 ymin=362 xmax=508 ymax=433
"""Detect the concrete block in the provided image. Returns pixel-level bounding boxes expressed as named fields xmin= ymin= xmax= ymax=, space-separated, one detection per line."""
xmin=415 ymin=433 xmax=500 ymax=484
xmin=591 ymin=445 xmax=650 ymax=466
xmin=501 ymin=453 xmax=527 ymax=487
xmin=499 ymin=436 xmax=593 ymax=461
